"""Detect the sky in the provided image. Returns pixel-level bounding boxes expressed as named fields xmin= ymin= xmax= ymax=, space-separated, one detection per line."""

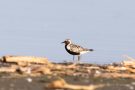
xmin=0 ymin=0 xmax=135 ymax=64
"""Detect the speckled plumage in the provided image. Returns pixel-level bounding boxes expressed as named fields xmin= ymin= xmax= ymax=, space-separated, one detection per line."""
xmin=62 ymin=39 xmax=93 ymax=62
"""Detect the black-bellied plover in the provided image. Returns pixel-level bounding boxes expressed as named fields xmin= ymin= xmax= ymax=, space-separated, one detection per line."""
xmin=62 ymin=39 xmax=94 ymax=62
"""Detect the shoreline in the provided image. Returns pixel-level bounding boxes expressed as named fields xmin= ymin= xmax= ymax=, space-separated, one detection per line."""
xmin=0 ymin=55 xmax=135 ymax=90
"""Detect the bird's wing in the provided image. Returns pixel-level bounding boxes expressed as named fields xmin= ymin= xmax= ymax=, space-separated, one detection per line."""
xmin=69 ymin=44 xmax=88 ymax=53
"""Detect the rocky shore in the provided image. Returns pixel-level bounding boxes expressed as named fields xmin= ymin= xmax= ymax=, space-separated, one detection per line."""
xmin=0 ymin=55 xmax=135 ymax=90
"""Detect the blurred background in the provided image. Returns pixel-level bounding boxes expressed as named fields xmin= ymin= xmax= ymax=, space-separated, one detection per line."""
xmin=0 ymin=0 xmax=135 ymax=64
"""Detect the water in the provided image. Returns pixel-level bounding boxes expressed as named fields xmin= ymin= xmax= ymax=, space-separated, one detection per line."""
xmin=0 ymin=0 xmax=135 ymax=64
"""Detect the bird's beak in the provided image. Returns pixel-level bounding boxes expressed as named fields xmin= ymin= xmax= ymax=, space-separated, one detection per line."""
xmin=61 ymin=41 xmax=65 ymax=44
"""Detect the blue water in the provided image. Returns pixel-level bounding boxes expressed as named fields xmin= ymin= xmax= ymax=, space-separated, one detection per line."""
xmin=0 ymin=0 xmax=135 ymax=64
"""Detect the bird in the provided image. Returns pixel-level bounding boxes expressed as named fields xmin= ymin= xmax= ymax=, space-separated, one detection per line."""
xmin=62 ymin=39 xmax=94 ymax=63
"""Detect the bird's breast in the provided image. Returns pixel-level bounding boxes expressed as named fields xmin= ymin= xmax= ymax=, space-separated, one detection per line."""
xmin=66 ymin=45 xmax=70 ymax=50
xmin=65 ymin=45 xmax=80 ymax=55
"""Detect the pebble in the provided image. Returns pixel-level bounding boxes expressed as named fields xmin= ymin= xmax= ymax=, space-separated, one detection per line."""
xmin=26 ymin=78 xmax=32 ymax=83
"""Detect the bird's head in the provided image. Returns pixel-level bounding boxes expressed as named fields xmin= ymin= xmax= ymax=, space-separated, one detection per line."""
xmin=62 ymin=39 xmax=72 ymax=45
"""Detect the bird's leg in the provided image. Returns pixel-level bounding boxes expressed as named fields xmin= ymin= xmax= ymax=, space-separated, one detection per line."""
xmin=73 ymin=55 xmax=77 ymax=64
xmin=72 ymin=55 xmax=77 ymax=65
xmin=78 ymin=55 xmax=81 ymax=64
xmin=73 ymin=55 xmax=75 ymax=61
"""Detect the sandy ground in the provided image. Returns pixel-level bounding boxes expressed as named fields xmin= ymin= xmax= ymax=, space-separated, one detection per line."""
xmin=0 ymin=55 xmax=135 ymax=90
xmin=0 ymin=74 xmax=135 ymax=90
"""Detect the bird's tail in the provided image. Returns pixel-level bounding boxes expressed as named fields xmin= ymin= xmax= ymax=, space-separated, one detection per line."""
xmin=89 ymin=49 xmax=94 ymax=51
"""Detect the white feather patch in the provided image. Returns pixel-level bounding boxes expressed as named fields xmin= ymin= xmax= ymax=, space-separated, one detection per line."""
xmin=80 ymin=51 xmax=89 ymax=54
xmin=67 ymin=45 xmax=70 ymax=50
